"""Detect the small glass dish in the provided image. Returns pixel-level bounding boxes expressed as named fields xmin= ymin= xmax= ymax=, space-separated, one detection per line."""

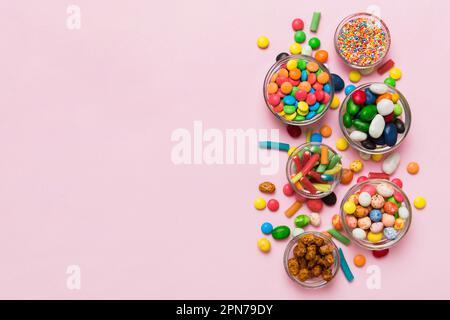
xmin=286 ymin=142 xmax=342 ymax=199
xmin=334 ymin=12 xmax=391 ymax=71
xmin=263 ymin=54 xmax=335 ymax=126
xmin=339 ymin=179 xmax=412 ymax=250
xmin=338 ymin=82 xmax=411 ymax=154
xmin=283 ymin=231 xmax=340 ymax=289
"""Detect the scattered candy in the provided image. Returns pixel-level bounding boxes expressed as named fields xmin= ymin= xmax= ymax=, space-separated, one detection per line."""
xmin=371 ymin=154 xmax=383 ymax=162
xmin=389 ymin=67 xmax=402 ymax=80
xmin=258 ymin=238 xmax=271 ymax=252
xmin=330 ymin=95 xmax=340 ymax=109
xmin=322 ymin=192 xmax=337 ymax=206
xmin=382 ymin=152 xmax=401 ymax=174
xmin=350 ymin=159 xmax=363 ymax=173
xmin=384 ymin=77 xmax=396 ymax=87
xmin=308 ymin=37 xmax=321 ymax=49
xmin=340 ymin=168 xmax=354 ymax=185
xmin=320 ymin=125 xmax=332 ymax=137
xmin=336 ymin=137 xmax=349 ymax=151
xmin=353 ymin=254 xmax=366 ymax=267
xmin=314 ymin=50 xmax=328 ymax=63
xmin=357 ymin=176 xmax=368 ymax=183
xmin=306 ymin=199 xmax=323 ymax=212
xmin=272 ymin=225 xmax=291 ymax=240
xmin=290 ymin=43 xmax=302 ymax=55
xmin=349 ymin=70 xmax=361 ymax=83
xmin=332 ymin=214 xmax=342 ymax=230
xmin=301 ymin=44 xmax=312 ymax=56
xmin=259 ymin=141 xmax=290 ymax=151
xmin=391 ymin=178 xmax=403 ymax=188
xmin=261 ymin=222 xmax=273 ymax=234
xmin=309 ymin=212 xmax=321 ymax=227
xmin=254 ymin=197 xmax=267 ymax=210
xmin=293 ymin=228 xmax=305 ymax=237
xmin=292 ymin=18 xmax=305 ymax=31
xmin=377 ymin=59 xmax=395 ymax=75
xmin=276 ymin=52 xmax=289 ymax=62
xmin=294 ymin=30 xmax=306 ymax=43
xmin=332 ymin=74 xmax=345 ymax=92
xmin=259 ymin=181 xmax=276 ymax=194
xmin=359 ymin=151 xmax=371 ymax=161
xmin=345 ymin=84 xmax=356 ymax=95
xmin=328 ymin=228 xmax=350 ymax=245
xmin=407 ymin=162 xmax=420 ymax=174
xmin=414 ymin=196 xmax=426 ymax=209
xmin=285 ymin=200 xmax=302 ymax=218
xmin=295 ymin=214 xmax=310 ymax=228
xmin=283 ymin=183 xmax=295 ymax=197
xmin=310 ymin=12 xmax=321 ymax=32
xmin=338 ymin=248 xmax=354 ymax=282
xmin=372 ymin=249 xmax=389 ymax=258
xmin=368 ymin=172 xmax=390 ymax=180
xmin=267 ymin=199 xmax=280 ymax=212
xmin=287 ymin=125 xmax=302 ymax=138
xmin=257 ymin=36 xmax=270 ymax=49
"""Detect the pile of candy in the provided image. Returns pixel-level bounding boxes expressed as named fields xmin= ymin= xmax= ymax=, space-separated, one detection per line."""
xmin=342 ymin=181 xmax=410 ymax=244
xmin=341 ymin=83 xmax=407 ymax=151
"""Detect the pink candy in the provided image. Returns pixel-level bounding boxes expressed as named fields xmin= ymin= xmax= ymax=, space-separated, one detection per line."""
xmin=361 ymin=184 xmax=377 ymax=196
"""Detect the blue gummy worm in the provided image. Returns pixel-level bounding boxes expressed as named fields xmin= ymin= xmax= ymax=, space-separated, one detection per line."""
xmin=338 ymin=248 xmax=354 ymax=282
xmin=258 ymin=141 xmax=290 ymax=151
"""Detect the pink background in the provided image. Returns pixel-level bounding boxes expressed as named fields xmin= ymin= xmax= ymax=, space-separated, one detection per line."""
xmin=0 ymin=0 xmax=449 ymax=299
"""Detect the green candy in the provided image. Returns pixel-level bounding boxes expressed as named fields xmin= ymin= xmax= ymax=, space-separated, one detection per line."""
xmin=393 ymin=103 xmax=403 ymax=116
xmin=284 ymin=105 xmax=296 ymax=114
xmin=347 ymin=98 xmax=360 ymax=116
xmin=359 ymin=105 xmax=377 ymax=122
xmin=353 ymin=119 xmax=370 ymax=132
xmin=387 ymin=196 xmax=400 ymax=207
xmin=291 ymin=86 xmax=299 ymax=96
xmin=384 ymin=77 xmax=396 ymax=87
xmin=317 ymin=103 xmax=325 ymax=113
xmin=294 ymin=30 xmax=306 ymax=43
xmin=295 ymin=115 xmax=306 ymax=121
xmin=294 ymin=215 xmax=310 ymax=228
xmin=394 ymin=213 xmax=399 ymax=219
xmin=343 ymin=112 xmax=353 ymax=128
xmin=272 ymin=226 xmax=291 ymax=240
xmin=297 ymin=59 xmax=307 ymax=70
xmin=316 ymin=164 xmax=328 ymax=173
xmin=308 ymin=37 xmax=321 ymax=49
xmin=327 ymin=154 xmax=342 ymax=169
xmin=310 ymin=145 xmax=321 ymax=154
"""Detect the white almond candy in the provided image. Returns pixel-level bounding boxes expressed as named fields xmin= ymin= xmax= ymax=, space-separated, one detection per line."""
xmin=376 ymin=183 xmax=394 ymax=198
xmin=352 ymin=228 xmax=367 ymax=240
xmin=309 ymin=212 xmax=321 ymax=227
xmin=369 ymin=114 xmax=385 ymax=138
xmin=382 ymin=152 xmax=401 ymax=174
xmin=398 ymin=207 xmax=410 ymax=219
xmin=350 ymin=130 xmax=368 ymax=142
xmin=301 ymin=45 xmax=312 ymax=56
xmin=377 ymin=99 xmax=395 ymax=116
xmin=369 ymin=83 xmax=389 ymax=95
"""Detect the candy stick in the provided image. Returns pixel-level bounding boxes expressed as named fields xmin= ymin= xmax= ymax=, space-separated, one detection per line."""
xmin=323 ymin=163 xmax=342 ymax=175
xmin=293 ymin=155 xmax=302 ymax=173
xmin=377 ymin=59 xmax=395 ymax=75
xmin=307 ymin=171 xmax=326 ymax=183
xmin=300 ymin=150 xmax=311 ymax=166
xmin=320 ymin=146 xmax=329 ymax=165
xmin=368 ymin=172 xmax=390 ymax=180
xmin=299 ymin=177 xmax=317 ymax=194
xmin=258 ymin=141 xmax=290 ymax=151
xmin=306 ymin=128 xmax=313 ymax=142
xmin=315 ymin=163 xmax=328 ymax=174
xmin=312 ymin=183 xmax=331 ymax=192
xmin=291 ymin=153 xmax=320 ymax=183
xmin=338 ymin=248 xmax=354 ymax=282
xmin=285 ymin=200 xmax=302 ymax=218
xmin=327 ymin=154 xmax=342 ymax=170
xmin=328 ymin=228 xmax=350 ymax=245
xmin=310 ymin=12 xmax=321 ymax=32
xmin=310 ymin=145 xmax=321 ymax=154
xmin=320 ymin=174 xmax=335 ymax=181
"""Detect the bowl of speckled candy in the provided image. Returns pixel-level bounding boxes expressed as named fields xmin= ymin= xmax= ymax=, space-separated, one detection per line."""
xmin=263 ymin=55 xmax=334 ymax=126
xmin=334 ymin=13 xmax=391 ymax=72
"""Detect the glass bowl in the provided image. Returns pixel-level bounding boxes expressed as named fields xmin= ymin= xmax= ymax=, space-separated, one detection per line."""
xmin=263 ymin=54 xmax=335 ymax=126
xmin=339 ymin=179 xmax=412 ymax=250
xmin=339 ymin=82 xmax=411 ymax=154
xmin=283 ymin=231 xmax=340 ymax=289
xmin=334 ymin=12 xmax=391 ymax=71
xmin=286 ymin=142 xmax=342 ymax=199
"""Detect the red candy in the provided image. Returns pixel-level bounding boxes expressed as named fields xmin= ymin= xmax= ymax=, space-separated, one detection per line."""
xmin=352 ymin=90 xmax=366 ymax=105
xmin=384 ymin=112 xmax=395 ymax=123
xmin=372 ymin=249 xmax=389 ymax=258
xmin=295 ymin=193 xmax=307 ymax=203
xmin=391 ymin=178 xmax=403 ymax=188
xmin=307 ymin=73 xmax=317 ymax=84
xmin=295 ymin=89 xmax=307 ymax=101
xmin=306 ymin=93 xmax=316 ymax=105
xmin=288 ymin=78 xmax=300 ymax=86
xmin=368 ymin=172 xmax=390 ymax=180
xmin=306 ymin=199 xmax=323 ymax=212
xmin=357 ymin=176 xmax=368 ymax=183
xmin=314 ymin=90 xmax=324 ymax=102
xmin=287 ymin=125 xmax=302 ymax=138
xmin=393 ymin=191 xmax=404 ymax=203
xmin=267 ymin=199 xmax=280 ymax=212
xmin=276 ymin=76 xmax=288 ymax=86
xmin=268 ymin=94 xmax=280 ymax=106
xmin=313 ymin=83 xmax=323 ymax=91
xmin=283 ymin=183 xmax=295 ymax=196
xmin=292 ymin=18 xmax=304 ymax=31
xmin=322 ymin=92 xmax=330 ymax=104
xmin=377 ymin=59 xmax=395 ymax=75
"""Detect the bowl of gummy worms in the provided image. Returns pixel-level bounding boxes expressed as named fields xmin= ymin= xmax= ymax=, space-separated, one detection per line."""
xmin=340 ymin=179 xmax=412 ymax=250
xmin=339 ymin=82 xmax=411 ymax=154
xmin=263 ymin=54 xmax=334 ymax=126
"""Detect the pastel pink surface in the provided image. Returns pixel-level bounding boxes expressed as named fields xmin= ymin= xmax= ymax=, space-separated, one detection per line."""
xmin=0 ymin=0 xmax=449 ymax=299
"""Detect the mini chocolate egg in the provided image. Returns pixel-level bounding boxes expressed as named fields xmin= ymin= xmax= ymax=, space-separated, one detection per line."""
xmin=370 ymin=222 xmax=384 ymax=233
xmin=369 ymin=209 xmax=382 ymax=222
xmin=358 ymin=192 xmax=372 ymax=207
xmin=371 ymin=194 xmax=385 ymax=209
xmin=309 ymin=212 xmax=321 ymax=227
xmin=382 ymin=213 xmax=395 ymax=227
xmin=376 ymin=183 xmax=394 ymax=198
xmin=358 ymin=216 xmax=372 ymax=230
xmin=398 ymin=206 xmax=409 ymax=219
xmin=383 ymin=201 xmax=398 ymax=215
xmin=384 ymin=227 xmax=398 ymax=240
xmin=352 ymin=228 xmax=366 ymax=240
xmin=346 ymin=215 xmax=358 ymax=228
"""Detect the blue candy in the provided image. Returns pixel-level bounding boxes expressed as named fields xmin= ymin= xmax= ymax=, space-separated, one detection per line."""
xmin=283 ymin=95 xmax=296 ymax=105
xmin=305 ymin=111 xmax=317 ymax=120
xmin=383 ymin=123 xmax=398 ymax=147
xmin=345 ymin=84 xmax=356 ymax=95
xmin=323 ymin=83 xmax=331 ymax=93
xmin=364 ymin=88 xmax=376 ymax=105
xmin=370 ymin=134 xmax=386 ymax=146
xmin=310 ymin=88 xmax=315 ymax=94
xmin=331 ymin=73 xmax=345 ymax=92
xmin=369 ymin=209 xmax=382 ymax=222
xmin=310 ymin=132 xmax=322 ymax=142
xmin=261 ymin=222 xmax=273 ymax=235
xmin=384 ymin=227 xmax=398 ymax=240
xmin=309 ymin=102 xmax=320 ymax=111
xmin=301 ymin=70 xmax=308 ymax=81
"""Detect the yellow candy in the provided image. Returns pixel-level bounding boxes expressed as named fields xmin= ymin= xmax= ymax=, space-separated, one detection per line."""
xmin=254 ymin=197 xmax=266 ymax=210
xmin=330 ymin=95 xmax=340 ymax=109
xmin=414 ymin=196 xmax=426 ymax=209
xmin=285 ymin=112 xmax=297 ymax=121
xmin=278 ymin=111 xmax=286 ymax=117
xmin=367 ymin=232 xmax=383 ymax=243
xmin=389 ymin=67 xmax=402 ymax=80
xmin=343 ymin=201 xmax=356 ymax=214
xmin=288 ymin=146 xmax=296 ymax=156
xmin=371 ymin=154 xmax=383 ymax=162
xmin=297 ymin=101 xmax=309 ymax=113
xmin=336 ymin=137 xmax=348 ymax=151
xmin=257 ymin=238 xmax=271 ymax=253
xmin=349 ymin=70 xmax=361 ymax=83
xmin=286 ymin=59 xmax=298 ymax=71
xmin=391 ymin=93 xmax=400 ymax=103
xmin=394 ymin=218 xmax=405 ymax=230
xmin=290 ymin=43 xmax=302 ymax=55
xmin=257 ymin=36 xmax=269 ymax=49
xmin=350 ymin=159 xmax=363 ymax=173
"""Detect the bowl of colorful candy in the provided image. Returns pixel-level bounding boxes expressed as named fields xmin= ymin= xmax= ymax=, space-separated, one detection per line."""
xmin=284 ymin=231 xmax=340 ymax=289
xmin=340 ymin=179 xmax=412 ymax=250
xmin=263 ymin=55 xmax=334 ymax=126
xmin=334 ymin=13 xmax=391 ymax=71
xmin=286 ymin=142 xmax=342 ymax=199
xmin=339 ymin=82 xmax=411 ymax=154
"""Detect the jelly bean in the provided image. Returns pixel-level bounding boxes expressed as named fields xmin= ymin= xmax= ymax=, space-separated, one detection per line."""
xmin=360 ymin=139 xmax=375 ymax=150
xmin=359 ymin=151 xmax=371 ymax=160
xmin=394 ymin=118 xmax=406 ymax=134
xmin=383 ymin=123 xmax=398 ymax=146
xmin=292 ymin=18 xmax=304 ymax=31
xmin=352 ymin=228 xmax=366 ymax=240
xmin=314 ymin=50 xmax=328 ymax=63
xmin=364 ymin=88 xmax=376 ymax=104
xmin=257 ymin=36 xmax=269 ymax=49
xmin=343 ymin=113 xmax=352 ymax=128
xmin=294 ymin=214 xmax=310 ymax=228
xmin=368 ymin=114 xmax=385 ymax=139
xmin=353 ymin=254 xmax=366 ymax=267
xmin=357 ymin=176 xmax=368 ymax=183
xmin=349 ymin=131 xmax=367 ymax=142
xmin=391 ymin=178 xmax=403 ymax=188
xmin=272 ymin=225 xmax=291 ymax=240
xmin=276 ymin=52 xmax=289 ymax=62
xmin=407 ymin=162 xmax=420 ymax=174
xmin=332 ymin=214 xmax=342 ymax=230
xmin=254 ymin=197 xmax=266 ymax=210
xmin=372 ymin=248 xmax=389 ymax=258
xmin=267 ymin=199 xmax=279 ymax=212
xmin=349 ymin=70 xmax=361 ymax=83
xmin=353 ymin=119 xmax=370 ymax=133
xmin=384 ymin=77 xmax=396 ymax=87
xmin=359 ymin=105 xmax=377 ymax=122
xmin=310 ymin=12 xmax=321 ymax=32
xmin=309 ymin=212 xmax=321 ymax=227
xmin=261 ymin=222 xmax=273 ymax=234
xmin=367 ymin=231 xmax=383 ymax=243
xmin=343 ymin=201 xmax=356 ymax=214
xmin=384 ymin=201 xmax=398 ymax=215
xmin=322 ymin=192 xmax=337 ymax=206
xmin=414 ymin=196 xmax=426 ymax=209
xmin=369 ymin=83 xmax=388 ymax=95
xmin=290 ymin=43 xmax=302 ymax=55
xmin=345 ymin=84 xmax=356 ymax=95
xmin=347 ymin=99 xmax=360 ymax=115
xmin=331 ymin=74 xmax=345 ymax=92
xmin=358 ymin=192 xmax=372 ymax=207
xmin=258 ymin=238 xmax=271 ymax=252
xmin=340 ymin=168 xmax=353 ymax=185
xmin=377 ymin=99 xmax=394 ymax=116
xmin=352 ymin=90 xmax=366 ymax=105
xmin=336 ymin=138 xmax=349 ymax=151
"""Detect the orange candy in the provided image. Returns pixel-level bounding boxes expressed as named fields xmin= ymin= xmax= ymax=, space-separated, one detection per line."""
xmin=353 ymin=254 xmax=366 ymax=267
xmin=317 ymin=72 xmax=330 ymax=84
xmin=289 ymin=68 xmax=301 ymax=80
xmin=407 ymin=162 xmax=420 ymax=174
xmin=273 ymin=102 xmax=284 ymax=113
xmin=267 ymin=82 xmax=278 ymax=94
xmin=270 ymin=73 xmax=278 ymax=83
xmin=340 ymin=169 xmax=354 ymax=185
xmin=280 ymin=82 xmax=293 ymax=94
xmin=376 ymin=93 xmax=393 ymax=103
xmin=279 ymin=68 xmax=289 ymax=78
xmin=298 ymin=81 xmax=311 ymax=92
xmin=314 ymin=50 xmax=329 ymax=63
xmin=306 ymin=61 xmax=319 ymax=72
xmin=320 ymin=125 xmax=332 ymax=137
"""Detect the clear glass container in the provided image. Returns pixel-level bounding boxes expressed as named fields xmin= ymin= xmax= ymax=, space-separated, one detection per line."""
xmin=339 ymin=179 xmax=412 ymax=250
xmin=283 ymin=231 xmax=340 ymax=289
xmin=334 ymin=12 xmax=391 ymax=71
xmin=263 ymin=54 xmax=334 ymax=126
xmin=286 ymin=142 xmax=342 ymax=199
xmin=339 ymin=82 xmax=411 ymax=154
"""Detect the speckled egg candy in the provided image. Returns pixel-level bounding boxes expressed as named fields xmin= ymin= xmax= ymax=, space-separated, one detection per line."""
xmin=358 ymin=192 xmax=372 ymax=207
xmin=358 ymin=217 xmax=372 ymax=230
xmin=352 ymin=228 xmax=366 ymax=240
xmin=384 ymin=227 xmax=398 ymax=240
xmin=376 ymin=183 xmax=394 ymax=198
xmin=346 ymin=215 xmax=358 ymax=228
xmin=398 ymin=206 xmax=410 ymax=219
xmin=382 ymin=213 xmax=395 ymax=227
xmin=361 ymin=184 xmax=377 ymax=196
xmin=383 ymin=201 xmax=398 ymax=215
xmin=369 ymin=209 xmax=382 ymax=222
xmin=370 ymin=222 xmax=384 ymax=233
xmin=371 ymin=194 xmax=385 ymax=209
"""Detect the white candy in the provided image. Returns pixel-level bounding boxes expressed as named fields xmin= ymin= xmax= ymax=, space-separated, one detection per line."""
xmin=376 ymin=183 xmax=394 ymax=198
xmin=398 ymin=206 xmax=410 ymax=219
xmin=377 ymin=99 xmax=395 ymax=116
xmin=359 ymin=151 xmax=371 ymax=160
xmin=369 ymin=114 xmax=385 ymax=139
xmin=382 ymin=152 xmax=401 ymax=174
xmin=369 ymin=83 xmax=389 ymax=95
xmin=352 ymin=228 xmax=367 ymax=240
xmin=350 ymin=130 xmax=368 ymax=142
xmin=301 ymin=44 xmax=312 ymax=56
xmin=293 ymin=228 xmax=305 ymax=237
xmin=309 ymin=213 xmax=321 ymax=227
xmin=358 ymin=192 xmax=372 ymax=207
